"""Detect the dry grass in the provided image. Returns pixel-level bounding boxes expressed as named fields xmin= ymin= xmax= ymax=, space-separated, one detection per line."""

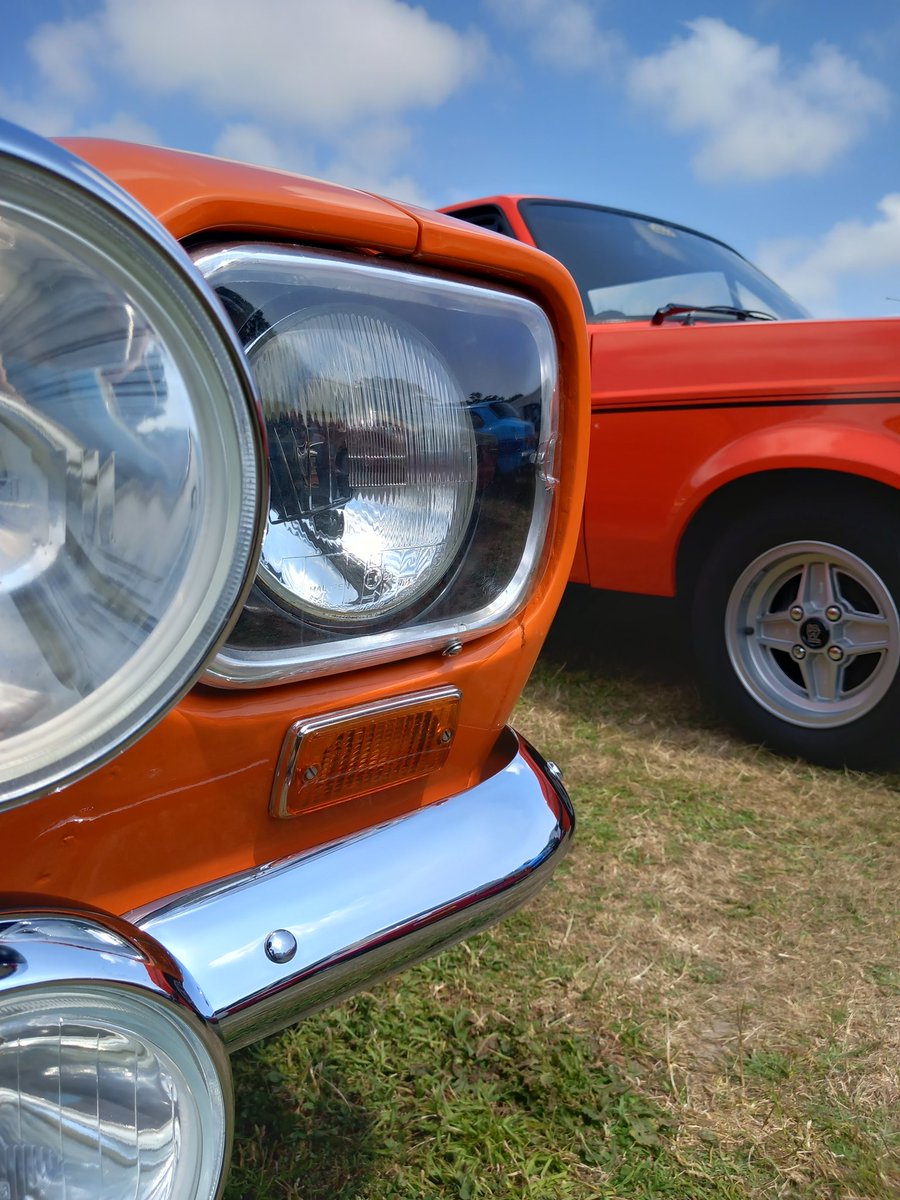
xmin=516 ymin=586 xmax=900 ymax=1197
xmin=226 ymin=585 xmax=898 ymax=1198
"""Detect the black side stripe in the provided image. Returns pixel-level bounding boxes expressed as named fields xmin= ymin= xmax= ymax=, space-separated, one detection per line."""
xmin=592 ymin=395 xmax=900 ymax=416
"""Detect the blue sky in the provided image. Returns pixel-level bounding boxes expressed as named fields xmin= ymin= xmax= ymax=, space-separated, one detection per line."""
xmin=2 ymin=0 xmax=899 ymax=318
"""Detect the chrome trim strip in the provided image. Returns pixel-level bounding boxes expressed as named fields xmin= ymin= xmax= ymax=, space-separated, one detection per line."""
xmin=0 ymin=910 xmax=187 ymax=1003
xmin=132 ymin=730 xmax=574 ymax=1050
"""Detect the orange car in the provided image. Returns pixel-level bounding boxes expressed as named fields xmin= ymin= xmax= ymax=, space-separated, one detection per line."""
xmin=0 ymin=127 xmax=589 ymax=1199
xmin=444 ymin=196 xmax=900 ymax=770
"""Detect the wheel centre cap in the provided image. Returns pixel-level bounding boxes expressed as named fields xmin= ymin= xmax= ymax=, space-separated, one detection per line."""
xmin=800 ymin=617 xmax=830 ymax=650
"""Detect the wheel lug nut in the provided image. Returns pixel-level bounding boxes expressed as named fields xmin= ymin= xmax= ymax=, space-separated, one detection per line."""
xmin=825 ymin=605 xmax=842 ymax=622
xmin=790 ymin=606 xmax=804 ymax=622
xmin=827 ymin=645 xmax=844 ymax=662
xmin=791 ymin=644 xmax=807 ymax=660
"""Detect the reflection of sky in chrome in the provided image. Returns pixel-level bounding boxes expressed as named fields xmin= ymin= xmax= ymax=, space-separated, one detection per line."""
xmin=141 ymin=756 xmax=561 ymax=1025
xmin=0 ymin=217 xmax=203 ymax=739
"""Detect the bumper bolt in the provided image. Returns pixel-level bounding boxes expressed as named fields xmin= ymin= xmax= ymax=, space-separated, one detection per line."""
xmin=790 ymin=605 xmax=804 ymax=622
xmin=265 ymin=929 xmax=298 ymax=964
xmin=827 ymin=645 xmax=844 ymax=662
xmin=791 ymin=644 xmax=807 ymax=660
xmin=825 ymin=605 xmax=842 ymax=622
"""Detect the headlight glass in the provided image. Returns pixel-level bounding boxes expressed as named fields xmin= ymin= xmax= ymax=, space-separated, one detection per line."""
xmin=0 ymin=125 xmax=263 ymax=807
xmin=257 ymin=305 xmax=476 ymax=623
xmin=197 ymin=246 xmax=559 ymax=685
xmin=0 ymin=985 xmax=229 ymax=1200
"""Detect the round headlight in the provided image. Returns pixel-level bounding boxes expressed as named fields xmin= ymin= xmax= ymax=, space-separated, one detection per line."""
xmin=0 ymin=124 xmax=264 ymax=808
xmin=251 ymin=305 xmax=476 ymax=624
xmin=0 ymin=984 xmax=230 ymax=1199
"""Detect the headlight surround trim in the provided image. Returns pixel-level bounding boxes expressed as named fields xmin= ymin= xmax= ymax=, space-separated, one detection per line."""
xmin=196 ymin=244 xmax=560 ymax=687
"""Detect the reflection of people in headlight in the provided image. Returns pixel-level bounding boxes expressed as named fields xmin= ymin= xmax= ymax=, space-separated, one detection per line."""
xmin=268 ymin=414 xmax=351 ymax=526
xmin=266 ymin=411 xmax=424 ymax=613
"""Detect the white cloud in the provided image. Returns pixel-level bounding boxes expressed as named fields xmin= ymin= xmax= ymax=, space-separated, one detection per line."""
xmin=0 ymin=89 xmax=76 ymax=137
xmin=213 ymin=119 xmax=431 ymax=206
xmin=324 ymin=121 xmax=431 ymax=205
xmin=0 ymin=73 xmax=158 ymax=146
xmin=213 ymin=124 xmax=306 ymax=173
xmin=27 ymin=18 xmax=104 ymax=104
xmin=488 ymin=0 xmax=622 ymax=71
xmin=77 ymin=114 xmax=160 ymax=144
xmin=29 ymin=0 xmax=486 ymax=133
xmin=628 ymin=18 xmax=889 ymax=182
xmin=326 ymin=165 xmax=431 ymax=207
xmin=757 ymin=194 xmax=900 ymax=315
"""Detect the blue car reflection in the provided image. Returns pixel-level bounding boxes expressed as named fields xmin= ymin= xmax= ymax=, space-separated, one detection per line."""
xmin=467 ymin=398 xmax=537 ymax=478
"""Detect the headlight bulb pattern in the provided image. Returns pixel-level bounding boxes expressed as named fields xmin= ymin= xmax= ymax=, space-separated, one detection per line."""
xmin=253 ymin=306 xmax=476 ymax=623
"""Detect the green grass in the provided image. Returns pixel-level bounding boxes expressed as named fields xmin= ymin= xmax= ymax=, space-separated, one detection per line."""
xmin=224 ymin=590 xmax=900 ymax=1198
xmin=226 ymin=935 xmax=679 ymax=1199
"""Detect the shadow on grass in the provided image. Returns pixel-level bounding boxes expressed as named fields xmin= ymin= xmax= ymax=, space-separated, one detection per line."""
xmin=226 ymin=1048 xmax=378 ymax=1200
xmin=542 ymin=585 xmax=694 ymax=686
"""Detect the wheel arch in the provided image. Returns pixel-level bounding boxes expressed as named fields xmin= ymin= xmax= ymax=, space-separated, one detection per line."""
xmin=676 ymin=468 xmax=900 ymax=600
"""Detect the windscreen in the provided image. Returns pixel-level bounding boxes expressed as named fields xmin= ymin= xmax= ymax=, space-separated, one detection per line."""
xmin=520 ymin=200 xmax=809 ymax=323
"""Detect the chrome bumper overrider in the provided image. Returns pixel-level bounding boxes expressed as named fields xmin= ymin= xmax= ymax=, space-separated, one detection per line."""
xmin=136 ymin=728 xmax=573 ymax=1048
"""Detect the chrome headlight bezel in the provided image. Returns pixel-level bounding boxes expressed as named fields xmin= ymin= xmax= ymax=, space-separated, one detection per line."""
xmin=196 ymin=245 xmax=560 ymax=687
xmin=0 ymin=123 xmax=266 ymax=809
xmin=0 ymin=910 xmax=233 ymax=1200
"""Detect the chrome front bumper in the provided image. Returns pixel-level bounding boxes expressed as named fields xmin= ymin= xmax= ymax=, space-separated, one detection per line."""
xmin=135 ymin=728 xmax=573 ymax=1048
xmin=0 ymin=730 xmax=573 ymax=1052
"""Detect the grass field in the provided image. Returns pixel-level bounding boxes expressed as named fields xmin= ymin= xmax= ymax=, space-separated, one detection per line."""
xmin=224 ymin=587 xmax=899 ymax=1198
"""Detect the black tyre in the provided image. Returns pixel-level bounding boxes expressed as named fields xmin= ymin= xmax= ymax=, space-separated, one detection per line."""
xmin=692 ymin=495 xmax=900 ymax=769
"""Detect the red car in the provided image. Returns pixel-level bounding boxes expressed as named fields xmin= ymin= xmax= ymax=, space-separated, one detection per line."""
xmin=444 ymin=196 xmax=900 ymax=769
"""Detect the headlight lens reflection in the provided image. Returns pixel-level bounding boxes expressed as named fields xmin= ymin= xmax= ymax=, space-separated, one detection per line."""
xmin=255 ymin=306 xmax=476 ymax=623
xmin=0 ymin=986 xmax=230 ymax=1200
xmin=0 ymin=128 xmax=263 ymax=807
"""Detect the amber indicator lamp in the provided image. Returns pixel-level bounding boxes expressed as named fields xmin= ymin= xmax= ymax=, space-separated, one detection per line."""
xmin=271 ymin=686 xmax=462 ymax=818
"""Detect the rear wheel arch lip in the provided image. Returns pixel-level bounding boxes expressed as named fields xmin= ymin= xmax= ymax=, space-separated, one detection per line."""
xmin=674 ymin=466 xmax=900 ymax=602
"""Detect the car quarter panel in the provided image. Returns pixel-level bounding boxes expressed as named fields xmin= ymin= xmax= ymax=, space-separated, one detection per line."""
xmin=584 ymin=320 xmax=900 ymax=596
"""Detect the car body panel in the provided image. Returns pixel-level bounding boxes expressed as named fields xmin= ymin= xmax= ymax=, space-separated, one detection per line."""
xmin=58 ymin=138 xmax=422 ymax=253
xmin=2 ymin=622 xmax=540 ymax=916
xmin=586 ymin=321 xmax=900 ymax=595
